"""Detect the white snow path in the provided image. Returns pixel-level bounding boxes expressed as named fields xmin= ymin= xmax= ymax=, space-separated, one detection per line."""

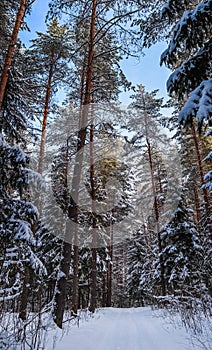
xmin=47 ymin=307 xmax=194 ymax=350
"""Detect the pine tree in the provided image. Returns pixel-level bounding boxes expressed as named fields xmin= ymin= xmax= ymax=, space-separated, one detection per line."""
xmin=0 ymin=0 xmax=32 ymax=112
xmin=0 ymin=137 xmax=46 ymax=317
xmin=160 ymin=0 xmax=212 ymax=196
xmin=1 ymin=44 xmax=37 ymax=146
xmin=126 ymin=229 xmax=146 ymax=307
xmin=127 ymin=85 xmax=167 ymax=295
xmin=28 ymin=19 xmax=73 ymax=176
xmin=112 ymin=241 xmax=128 ymax=307
xmin=0 ymin=1 xmax=50 ymax=323
xmin=161 ymin=0 xmax=212 ymax=297
xmin=0 ymin=1 xmax=21 ymax=58
xmin=159 ymin=198 xmax=205 ymax=297
xmin=47 ymin=0 xmax=143 ymax=325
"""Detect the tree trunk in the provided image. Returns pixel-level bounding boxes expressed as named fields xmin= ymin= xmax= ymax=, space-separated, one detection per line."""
xmin=146 ymin=137 xmax=166 ymax=295
xmin=141 ymin=85 xmax=166 ymax=295
xmin=54 ymin=242 xmax=72 ymax=328
xmin=192 ymin=125 xmax=211 ymax=222
xmin=141 ymin=87 xmax=165 ymax=296
xmin=38 ymin=52 xmax=55 ymax=175
xmin=35 ymin=53 xmax=55 ymax=220
xmin=0 ymin=0 xmax=28 ymax=111
xmin=19 ymin=266 xmax=30 ymax=321
xmin=71 ymin=49 xmax=87 ymax=315
xmin=106 ymin=258 xmax=112 ymax=307
xmin=89 ymin=246 xmax=97 ymax=312
xmin=88 ymin=113 xmax=97 ymax=313
xmin=83 ymin=0 xmax=96 ymax=108
xmin=72 ymin=242 xmax=79 ymax=314
xmin=53 ymin=0 xmax=97 ymax=326
xmin=106 ymin=227 xmax=113 ymax=307
xmin=54 ymin=137 xmax=72 ymax=328
xmin=193 ymin=183 xmax=201 ymax=231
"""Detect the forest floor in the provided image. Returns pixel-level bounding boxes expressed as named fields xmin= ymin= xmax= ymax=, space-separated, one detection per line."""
xmin=46 ymin=307 xmax=210 ymax=350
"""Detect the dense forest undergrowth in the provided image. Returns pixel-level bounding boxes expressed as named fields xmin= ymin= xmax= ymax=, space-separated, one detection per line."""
xmin=0 ymin=0 xmax=211 ymax=349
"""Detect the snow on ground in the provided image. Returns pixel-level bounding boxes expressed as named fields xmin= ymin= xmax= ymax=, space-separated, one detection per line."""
xmin=46 ymin=307 xmax=198 ymax=350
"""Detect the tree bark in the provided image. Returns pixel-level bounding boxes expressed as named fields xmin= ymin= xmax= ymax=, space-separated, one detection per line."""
xmin=88 ymin=111 xmax=97 ymax=313
xmin=19 ymin=266 xmax=30 ymax=321
xmin=141 ymin=88 xmax=166 ymax=296
xmin=106 ymin=227 xmax=113 ymax=307
xmin=0 ymin=0 xmax=28 ymax=111
xmin=89 ymin=246 xmax=97 ymax=312
xmin=72 ymin=242 xmax=79 ymax=314
xmin=146 ymin=137 xmax=166 ymax=295
xmin=83 ymin=0 xmax=96 ymax=108
xmin=106 ymin=258 xmax=112 ymax=307
xmin=53 ymin=0 xmax=97 ymax=326
xmin=38 ymin=52 xmax=55 ymax=175
xmin=193 ymin=183 xmax=201 ymax=230
xmin=54 ymin=137 xmax=72 ymax=328
xmin=54 ymin=242 xmax=72 ymax=328
xmin=71 ymin=49 xmax=87 ymax=315
xmin=191 ymin=125 xmax=211 ymax=222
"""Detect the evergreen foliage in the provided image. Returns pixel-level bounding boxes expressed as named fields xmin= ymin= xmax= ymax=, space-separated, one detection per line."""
xmin=0 ymin=1 xmax=211 ymax=346
xmin=159 ymin=199 xmax=204 ymax=296
xmin=0 ymin=137 xmax=46 ymax=305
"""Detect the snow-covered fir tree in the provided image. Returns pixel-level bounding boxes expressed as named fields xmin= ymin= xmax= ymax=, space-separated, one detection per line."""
xmin=0 ymin=3 xmax=47 ymax=322
xmin=161 ymin=0 xmax=212 ymax=297
xmin=126 ymin=228 xmax=147 ymax=307
xmin=0 ymin=135 xmax=46 ymax=318
xmin=159 ymin=198 xmax=205 ymax=297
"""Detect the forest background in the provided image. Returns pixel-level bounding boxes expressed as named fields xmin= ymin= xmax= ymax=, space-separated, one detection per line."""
xmin=0 ymin=0 xmax=211 ymax=349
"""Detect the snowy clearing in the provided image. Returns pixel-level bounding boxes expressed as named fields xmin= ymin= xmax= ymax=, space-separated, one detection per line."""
xmin=46 ymin=307 xmax=202 ymax=350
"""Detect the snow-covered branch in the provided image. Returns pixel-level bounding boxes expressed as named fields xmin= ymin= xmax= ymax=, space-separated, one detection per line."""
xmin=178 ymin=79 xmax=212 ymax=125
xmin=165 ymin=39 xmax=212 ymax=98
xmin=161 ymin=0 xmax=212 ymax=66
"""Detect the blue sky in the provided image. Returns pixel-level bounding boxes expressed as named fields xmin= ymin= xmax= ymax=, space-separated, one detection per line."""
xmin=20 ymin=0 xmax=171 ymax=106
xmin=120 ymin=43 xmax=170 ymax=104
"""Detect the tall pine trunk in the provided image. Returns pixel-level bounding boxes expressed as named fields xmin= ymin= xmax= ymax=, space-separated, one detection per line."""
xmin=88 ymin=115 xmax=97 ymax=313
xmin=53 ymin=0 xmax=97 ymax=327
xmin=193 ymin=181 xmax=201 ymax=231
xmin=72 ymin=241 xmax=79 ymax=314
xmin=146 ymin=138 xmax=165 ymax=295
xmin=141 ymin=89 xmax=166 ymax=296
xmin=191 ymin=125 xmax=211 ymax=224
xmin=19 ymin=266 xmax=30 ymax=320
xmin=38 ymin=52 xmax=55 ymax=176
xmin=53 ymin=140 xmax=71 ymax=328
xmin=71 ymin=50 xmax=87 ymax=315
xmin=54 ymin=242 xmax=72 ymax=328
xmin=106 ymin=226 xmax=113 ymax=307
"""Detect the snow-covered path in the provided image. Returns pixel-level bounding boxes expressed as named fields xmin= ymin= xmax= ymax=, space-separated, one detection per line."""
xmin=47 ymin=307 xmax=194 ymax=350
